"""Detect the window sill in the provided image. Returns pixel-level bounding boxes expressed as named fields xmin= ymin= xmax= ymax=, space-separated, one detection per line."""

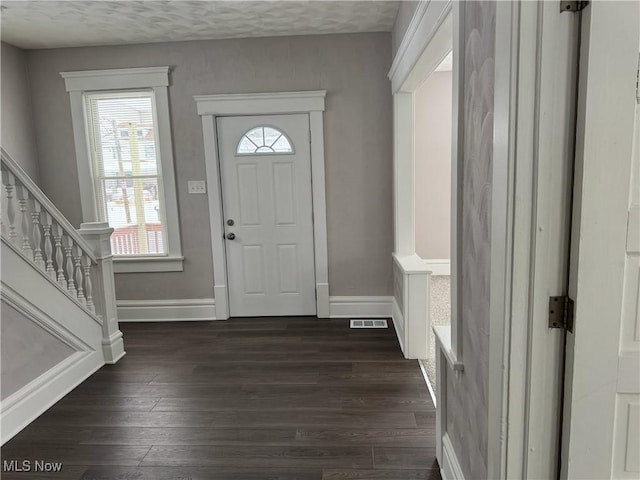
xmin=433 ymin=325 xmax=464 ymax=371
xmin=113 ymin=255 xmax=184 ymax=273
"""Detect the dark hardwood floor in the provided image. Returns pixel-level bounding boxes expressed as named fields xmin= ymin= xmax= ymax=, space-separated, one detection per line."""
xmin=1 ymin=317 xmax=441 ymax=480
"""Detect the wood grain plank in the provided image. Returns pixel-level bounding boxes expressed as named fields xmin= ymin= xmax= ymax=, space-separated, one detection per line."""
xmin=84 ymin=427 xmax=297 ymax=446
xmin=295 ymin=428 xmax=435 ymax=447
xmin=373 ymin=447 xmax=437 ymax=469
xmin=322 ymin=469 xmax=442 ymax=480
xmin=141 ymin=445 xmax=373 ymax=468
xmin=3 ymin=318 xmax=440 ymax=479
xmin=79 ymin=466 xmax=323 ymax=479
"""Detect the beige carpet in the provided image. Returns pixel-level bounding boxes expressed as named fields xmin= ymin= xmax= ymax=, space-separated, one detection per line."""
xmin=425 ymin=275 xmax=451 ymax=390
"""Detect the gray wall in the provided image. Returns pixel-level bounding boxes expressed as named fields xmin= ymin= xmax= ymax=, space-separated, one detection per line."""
xmin=445 ymin=1 xmax=495 ymax=478
xmin=414 ymin=70 xmax=452 ymax=260
xmin=1 ymin=300 xmax=74 ymax=399
xmin=25 ymin=33 xmax=394 ymax=300
xmin=1 ymin=42 xmax=40 ymax=183
xmin=392 ymin=1 xmax=419 ymax=58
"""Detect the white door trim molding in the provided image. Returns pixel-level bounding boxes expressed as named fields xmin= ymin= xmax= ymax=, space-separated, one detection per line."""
xmin=390 ymin=0 xmax=461 ymax=369
xmin=488 ymin=2 xmax=583 ymax=478
xmin=389 ymin=1 xmax=452 ymax=93
xmin=195 ymin=91 xmax=329 ymax=319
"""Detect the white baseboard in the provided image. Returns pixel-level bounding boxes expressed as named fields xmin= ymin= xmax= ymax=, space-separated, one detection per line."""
xmin=328 ymin=296 xmax=393 ymax=318
xmin=116 ymin=298 xmax=216 ymax=322
xmin=391 ymin=297 xmax=406 ymax=355
xmin=118 ymin=297 xmax=394 ymax=321
xmin=442 ymin=432 xmax=466 ymax=480
xmin=102 ymin=330 xmax=126 ymax=364
xmin=0 ymin=350 xmax=102 ymax=445
xmin=426 ymin=259 xmax=451 ymax=276
xmin=418 ymin=358 xmax=437 ymax=408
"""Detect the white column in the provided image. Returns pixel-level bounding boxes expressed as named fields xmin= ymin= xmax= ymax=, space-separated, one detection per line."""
xmin=78 ymin=221 xmax=125 ymax=364
xmin=393 ymin=92 xmax=415 ymax=256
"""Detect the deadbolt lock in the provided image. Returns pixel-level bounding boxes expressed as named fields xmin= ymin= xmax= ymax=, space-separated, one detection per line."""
xmin=227 ymin=219 xmax=235 ymax=226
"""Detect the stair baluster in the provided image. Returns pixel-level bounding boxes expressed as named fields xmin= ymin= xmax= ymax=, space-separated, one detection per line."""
xmin=2 ymin=148 xmax=124 ymax=364
xmin=53 ymin=223 xmax=67 ymax=288
xmin=3 ymin=170 xmax=18 ymax=245
xmin=17 ymin=186 xmax=33 ymax=257
xmin=74 ymin=245 xmax=86 ymax=306
xmin=64 ymin=235 xmax=77 ymax=298
xmin=83 ymin=253 xmax=95 ymax=313
xmin=42 ymin=212 xmax=56 ymax=280
xmin=31 ymin=199 xmax=45 ymax=270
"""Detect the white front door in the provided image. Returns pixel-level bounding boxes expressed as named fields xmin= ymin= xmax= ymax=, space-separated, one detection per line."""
xmin=217 ymin=114 xmax=316 ymax=317
xmin=561 ymin=2 xmax=640 ymax=478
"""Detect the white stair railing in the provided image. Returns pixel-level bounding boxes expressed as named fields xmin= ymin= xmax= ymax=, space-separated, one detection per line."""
xmin=0 ymin=148 xmax=124 ymax=363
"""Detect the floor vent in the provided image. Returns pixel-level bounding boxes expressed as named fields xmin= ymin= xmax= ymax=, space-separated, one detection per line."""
xmin=350 ymin=319 xmax=388 ymax=329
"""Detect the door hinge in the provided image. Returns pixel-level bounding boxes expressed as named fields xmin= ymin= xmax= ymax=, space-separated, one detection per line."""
xmin=548 ymin=296 xmax=575 ymax=332
xmin=560 ymin=1 xmax=589 ymax=12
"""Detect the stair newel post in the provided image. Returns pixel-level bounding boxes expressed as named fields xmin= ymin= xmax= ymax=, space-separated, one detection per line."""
xmin=17 ymin=185 xmax=33 ymax=257
xmin=42 ymin=211 xmax=56 ymax=280
xmin=78 ymin=222 xmax=125 ymax=364
xmin=31 ymin=199 xmax=45 ymax=270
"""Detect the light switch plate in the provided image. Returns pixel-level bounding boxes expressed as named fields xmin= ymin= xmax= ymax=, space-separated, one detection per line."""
xmin=188 ymin=180 xmax=206 ymax=194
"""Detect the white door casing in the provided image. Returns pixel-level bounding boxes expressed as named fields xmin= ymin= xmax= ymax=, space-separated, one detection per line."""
xmin=217 ymin=115 xmax=316 ymax=317
xmin=519 ymin=2 xmax=580 ymax=478
xmin=489 ymin=2 xmax=580 ymax=477
xmin=561 ymin=2 xmax=640 ymax=478
xmin=194 ymin=91 xmax=328 ymax=320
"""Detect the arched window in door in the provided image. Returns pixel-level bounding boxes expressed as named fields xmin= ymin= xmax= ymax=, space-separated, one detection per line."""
xmin=236 ymin=126 xmax=294 ymax=155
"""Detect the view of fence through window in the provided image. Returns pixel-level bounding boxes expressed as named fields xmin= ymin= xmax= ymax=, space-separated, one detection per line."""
xmin=85 ymin=91 xmax=165 ymax=256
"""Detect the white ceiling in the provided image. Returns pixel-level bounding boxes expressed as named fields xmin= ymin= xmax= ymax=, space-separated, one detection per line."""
xmin=0 ymin=1 xmax=400 ymax=50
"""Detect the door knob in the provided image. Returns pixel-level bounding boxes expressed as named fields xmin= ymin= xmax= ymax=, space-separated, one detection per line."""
xmin=226 ymin=232 xmax=236 ymax=240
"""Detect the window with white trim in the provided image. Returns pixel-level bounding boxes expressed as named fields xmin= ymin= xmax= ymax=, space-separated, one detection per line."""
xmin=61 ymin=67 xmax=183 ymax=273
xmin=85 ymin=91 xmax=166 ymax=256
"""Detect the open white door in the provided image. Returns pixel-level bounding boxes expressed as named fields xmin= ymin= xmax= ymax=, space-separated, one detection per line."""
xmin=561 ymin=2 xmax=640 ymax=478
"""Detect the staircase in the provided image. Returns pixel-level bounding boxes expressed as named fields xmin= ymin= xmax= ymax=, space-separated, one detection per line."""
xmin=0 ymin=148 xmax=125 ymax=444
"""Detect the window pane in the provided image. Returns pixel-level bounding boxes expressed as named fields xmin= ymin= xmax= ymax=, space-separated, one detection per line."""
xmin=92 ymin=95 xmax=159 ymax=177
xmin=272 ymin=135 xmax=293 ymax=152
xmin=246 ymin=127 xmax=265 ymax=146
xmin=236 ymin=126 xmax=293 ymax=155
xmin=237 ymin=137 xmax=257 ymax=154
xmin=86 ymin=91 xmax=166 ymax=256
xmin=104 ymin=177 xmax=164 ymax=255
xmin=263 ymin=127 xmax=281 ymax=146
